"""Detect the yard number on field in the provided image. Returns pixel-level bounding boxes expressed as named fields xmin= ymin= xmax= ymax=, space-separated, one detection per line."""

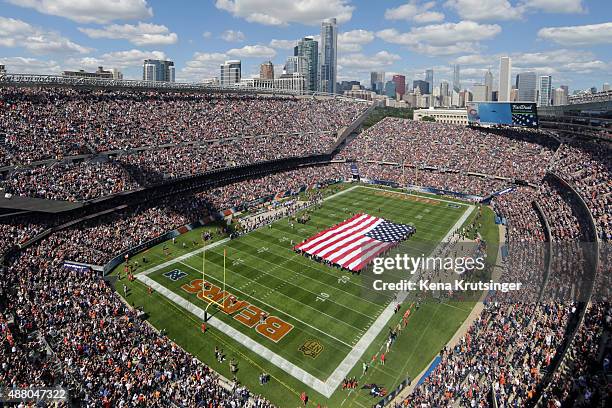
xmin=316 ymin=292 xmax=330 ymax=302
xmin=337 ymin=275 xmax=350 ymax=284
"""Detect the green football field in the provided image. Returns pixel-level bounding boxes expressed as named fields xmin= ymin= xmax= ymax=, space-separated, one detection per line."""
xmin=112 ymin=184 xmax=495 ymax=407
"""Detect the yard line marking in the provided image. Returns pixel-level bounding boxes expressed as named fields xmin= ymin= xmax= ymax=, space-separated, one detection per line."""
xmin=209 ymin=244 xmax=382 ymax=317
xmin=181 ymin=256 xmax=368 ymax=332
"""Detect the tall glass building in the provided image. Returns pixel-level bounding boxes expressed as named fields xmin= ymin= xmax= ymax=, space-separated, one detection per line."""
xmin=319 ymin=18 xmax=338 ymax=94
xmin=452 ymin=64 xmax=461 ymax=92
xmin=142 ymin=59 xmax=175 ymax=82
xmin=220 ymin=60 xmax=241 ymax=86
xmin=517 ymin=71 xmax=537 ymax=102
xmin=425 ymin=69 xmax=434 ymax=94
xmin=296 ymin=37 xmax=318 ymax=92
xmin=539 ymin=75 xmax=552 ymax=107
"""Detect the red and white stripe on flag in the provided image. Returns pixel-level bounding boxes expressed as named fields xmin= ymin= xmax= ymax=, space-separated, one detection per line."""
xmin=294 ymin=213 xmax=394 ymax=272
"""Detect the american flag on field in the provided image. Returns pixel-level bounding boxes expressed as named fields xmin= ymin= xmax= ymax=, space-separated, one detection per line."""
xmin=294 ymin=213 xmax=415 ymax=272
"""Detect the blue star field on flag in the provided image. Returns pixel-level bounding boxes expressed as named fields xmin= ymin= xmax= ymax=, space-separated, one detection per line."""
xmin=365 ymin=221 xmax=415 ymax=243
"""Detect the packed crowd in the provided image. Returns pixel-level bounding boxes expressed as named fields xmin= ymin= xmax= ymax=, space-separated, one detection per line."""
xmin=1 ymin=88 xmax=610 ymax=407
xmin=0 ymin=87 xmax=364 ymax=201
xmin=403 ymin=301 xmax=574 ymax=407
xmin=401 ymin=142 xmax=608 ymax=405
xmin=353 ymin=162 xmax=510 ymax=198
xmin=117 ymin=133 xmax=336 ymax=187
xmin=338 ymin=117 xmax=558 ymax=183
xmin=0 ymin=241 xmax=275 ymax=407
xmin=199 ymin=164 xmax=346 ymax=211
xmin=543 ymin=302 xmax=611 ymax=407
xmin=1 ymin=161 xmax=138 ymax=202
xmin=0 ymin=163 xmax=353 ymax=406
xmin=0 ymin=87 xmax=367 ymax=166
xmin=550 ymin=140 xmax=611 ymax=241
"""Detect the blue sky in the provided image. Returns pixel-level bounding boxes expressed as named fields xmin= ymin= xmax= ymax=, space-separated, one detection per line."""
xmin=0 ymin=0 xmax=610 ymax=92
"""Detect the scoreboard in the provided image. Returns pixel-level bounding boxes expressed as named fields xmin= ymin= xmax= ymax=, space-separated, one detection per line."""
xmin=467 ymin=102 xmax=539 ymax=128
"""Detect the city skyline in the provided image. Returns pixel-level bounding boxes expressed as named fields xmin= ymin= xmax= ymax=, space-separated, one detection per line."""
xmin=0 ymin=1 xmax=610 ymax=91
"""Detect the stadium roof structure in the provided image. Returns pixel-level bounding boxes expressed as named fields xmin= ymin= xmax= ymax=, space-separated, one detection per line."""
xmin=0 ymin=195 xmax=83 ymax=213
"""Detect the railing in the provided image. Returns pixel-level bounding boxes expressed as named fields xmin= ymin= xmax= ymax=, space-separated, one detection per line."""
xmin=532 ymin=171 xmax=601 ymax=407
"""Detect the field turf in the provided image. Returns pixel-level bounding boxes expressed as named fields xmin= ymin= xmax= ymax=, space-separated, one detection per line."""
xmin=112 ymin=184 xmax=489 ymax=407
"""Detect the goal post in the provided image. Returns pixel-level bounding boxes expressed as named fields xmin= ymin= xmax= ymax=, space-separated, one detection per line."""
xmin=202 ymin=245 xmax=227 ymax=322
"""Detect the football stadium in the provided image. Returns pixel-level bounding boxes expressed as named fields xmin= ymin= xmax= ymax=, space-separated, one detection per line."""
xmin=0 ymin=2 xmax=611 ymax=408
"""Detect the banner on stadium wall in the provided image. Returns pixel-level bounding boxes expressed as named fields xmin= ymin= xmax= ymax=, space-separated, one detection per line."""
xmin=64 ymin=261 xmax=92 ymax=273
xmin=491 ymin=186 xmax=516 ymax=197
xmin=367 ymin=179 xmax=401 ymax=188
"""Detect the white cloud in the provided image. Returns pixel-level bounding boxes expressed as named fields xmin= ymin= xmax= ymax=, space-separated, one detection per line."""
xmin=220 ymin=29 xmax=245 ymax=42
xmin=538 ymin=22 xmax=612 ymax=46
xmin=68 ymin=49 xmax=167 ymax=70
xmin=338 ymin=29 xmax=374 ymax=52
xmin=0 ymin=16 xmax=90 ymax=54
xmin=338 ymin=50 xmax=401 ymax=72
xmin=8 ymin=0 xmax=153 ymax=24
xmin=78 ymin=22 xmax=177 ymax=46
xmin=453 ymin=54 xmax=491 ymax=65
xmin=385 ymin=1 xmax=445 ymax=23
xmin=269 ymin=39 xmax=297 ymax=49
xmin=444 ymin=0 xmax=585 ymax=21
xmin=521 ymin=0 xmax=585 ymax=14
xmin=203 ymin=31 xmax=212 ymax=39
xmin=339 ymin=29 xmax=375 ymax=45
xmin=226 ymin=44 xmax=276 ymax=58
xmin=0 ymin=56 xmax=61 ymax=74
xmin=413 ymin=11 xmax=445 ymax=23
xmin=377 ymin=21 xmax=500 ymax=55
xmin=563 ymin=60 xmax=609 ymax=74
xmin=444 ymin=0 xmax=523 ymax=21
xmin=180 ymin=52 xmax=228 ymax=80
xmin=214 ymin=0 xmax=354 ymax=26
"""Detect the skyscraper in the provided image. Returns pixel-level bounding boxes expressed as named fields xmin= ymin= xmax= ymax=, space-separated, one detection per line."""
xmin=319 ymin=18 xmax=338 ymax=94
xmin=553 ymin=87 xmax=568 ymax=106
xmin=413 ymin=80 xmax=429 ymax=95
xmin=392 ymin=74 xmax=406 ymax=99
xmin=260 ymin=61 xmax=274 ymax=80
xmin=538 ymin=75 xmax=552 ymax=107
xmin=603 ymin=83 xmax=610 ymax=92
xmin=384 ymin=81 xmax=396 ymax=98
xmin=484 ymin=69 xmax=493 ymax=101
xmin=499 ymin=56 xmax=512 ymax=102
xmin=517 ymin=71 xmax=537 ymax=102
xmin=220 ymin=60 xmax=241 ymax=86
xmin=472 ymin=84 xmax=488 ymax=102
xmin=296 ymin=37 xmax=318 ymax=92
xmin=452 ymin=64 xmax=461 ymax=92
xmin=425 ymin=69 xmax=434 ymax=93
xmin=143 ymin=59 xmax=175 ymax=82
xmin=370 ymin=71 xmax=385 ymax=93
